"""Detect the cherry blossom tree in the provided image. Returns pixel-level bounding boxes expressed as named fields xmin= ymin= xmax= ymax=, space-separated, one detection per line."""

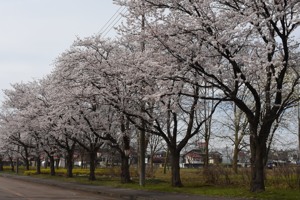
xmin=1 ymin=82 xmax=40 ymax=171
xmin=51 ymin=38 xmax=136 ymax=183
xmin=0 ymin=118 xmax=19 ymax=172
xmin=49 ymin=71 xmax=104 ymax=180
xmin=39 ymin=76 xmax=79 ymax=178
xmin=0 ymin=80 xmax=59 ymax=174
xmin=84 ymin=33 xmax=221 ymax=186
xmin=115 ymin=0 xmax=300 ymax=192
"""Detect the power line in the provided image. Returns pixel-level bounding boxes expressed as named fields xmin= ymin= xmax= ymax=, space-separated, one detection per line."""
xmin=102 ymin=9 xmax=127 ymax=37
xmin=98 ymin=6 xmax=126 ymax=37
xmin=98 ymin=6 xmax=123 ymax=34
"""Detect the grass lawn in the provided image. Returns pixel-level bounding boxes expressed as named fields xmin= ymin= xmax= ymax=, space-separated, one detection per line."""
xmin=1 ymin=166 xmax=300 ymax=200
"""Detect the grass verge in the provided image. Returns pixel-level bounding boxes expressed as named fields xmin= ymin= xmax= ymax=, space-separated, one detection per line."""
xmin=1 ymin=166 xmax=300 ymax=200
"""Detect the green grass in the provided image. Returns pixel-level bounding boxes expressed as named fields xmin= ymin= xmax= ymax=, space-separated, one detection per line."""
xmin=1 ymin=166 xmax=300 ymax=200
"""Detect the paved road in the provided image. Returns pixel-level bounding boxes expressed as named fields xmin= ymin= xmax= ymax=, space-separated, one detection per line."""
xmin=0 ymin=176 xmax=117 ymax=200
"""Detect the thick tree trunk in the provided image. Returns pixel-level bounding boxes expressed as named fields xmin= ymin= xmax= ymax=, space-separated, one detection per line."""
xmin=89 ymin=151 xmax=96 ymax=181
xmin=66 ymin=150 xmax=74 ymax=178
xmin=170 ymin=150 xmax=183 ymax=187
xmin=250 ymin=137 xmax=266 ymax=192
xmin=36 ymin=156 xmax=41 ymax=174
xmin=121 ymin=154 xmax=131 ymax=183
xmin=24 ymin=159 xmax=30 ymax=170
xmin=49 ymin=156 xmax=56 ymax=176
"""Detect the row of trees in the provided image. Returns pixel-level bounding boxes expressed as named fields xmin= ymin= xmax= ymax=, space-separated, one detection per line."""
xmin=0 ymin=0 xmax=299 ymax=193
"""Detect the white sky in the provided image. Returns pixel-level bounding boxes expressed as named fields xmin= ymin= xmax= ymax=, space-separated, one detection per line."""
xmin=0 ymin=0 xmax=120 ymax=101
xmin=0 ymin=1 xmax=299 ymax=103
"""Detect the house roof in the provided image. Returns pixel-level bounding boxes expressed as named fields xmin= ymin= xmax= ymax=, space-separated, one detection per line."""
xmin=184 ymin=149 xmax=222 ymax=157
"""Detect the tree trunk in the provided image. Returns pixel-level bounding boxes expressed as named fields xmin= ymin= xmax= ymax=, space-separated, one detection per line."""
xmin=204 ymin=140 xmax=209 ymax=168
xmin=0 ymin=157 xmax=3 ymax=171
xmin=81 ymin=156 xmax=84 ymax=169
xmin=89 ymin=151 xmax=96 ymax=181
xmin=23 ymin=147 xmax=30 ymax=170
xmin=139 ymin=123 xmax=146 ymax=186
xmin=44 ymin=156 xmax=48 ymax=168
xmin=250 ymin=137 xmax=266 ymax=192
xmin=149 ymin=155 xmax=154 ymax=176
xmin=55 ymin=159 xmax=59 ymax=169
xmin=24 ymin=158 xmax=30 ymax=170
xmin=9 ymin=157 xmax=14 ymax=172
xmin=66 ymin=150 xmax=74 ymax=178
xmin=121 ymin=153 xmax=131 ymax=183
xmin=232 ymin=145 xmax=239 ymax=173
xmin=36 ymin=156 xmax=41 ymax=174
xmin=64 ymin=152 xmax=67 ymax=169
xmin=163 ymin=150 xmax=169 ymax=174
xmin=170 ymin=150 xmax=183 ymax=187
xmin=49 ymin=156 xmax=55 ymax=176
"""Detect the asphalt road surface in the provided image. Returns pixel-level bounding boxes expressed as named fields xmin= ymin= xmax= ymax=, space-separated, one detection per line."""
xmin=0 ymin=176 xmax=118 ymax=200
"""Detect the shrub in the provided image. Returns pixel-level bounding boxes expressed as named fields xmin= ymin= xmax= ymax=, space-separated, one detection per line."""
xmin=269 ymin=165 xmax=300 ymax=189
xmin=203 ymin=165 xmax=233 ymax=185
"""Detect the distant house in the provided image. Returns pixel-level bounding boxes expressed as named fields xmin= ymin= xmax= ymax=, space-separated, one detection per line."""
xmin=237 ymin=150 xmax=250 ymax=167
xmin=209 ymin=151 xmax=222 ymax=165
xmin=183 ymin=149 xmax=222 ymax=168
xmin=148 ymin=151 xmax=169 ymax=167
xmin=184 ymin=149 xmax=204 ymax=168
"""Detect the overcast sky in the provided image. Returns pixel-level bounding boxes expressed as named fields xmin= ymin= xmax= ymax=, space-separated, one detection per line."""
xmin=0 ymin=1 xmax=299 ymax=103
xmin=0 ymin=0 xmax=120 ymax=101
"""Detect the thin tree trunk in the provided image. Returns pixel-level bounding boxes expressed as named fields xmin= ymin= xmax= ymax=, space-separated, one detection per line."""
xmin=139 ymin=120 xmax=146 ymax=186
xmin=44 ymin=156 xmax=48 ymax=168
xmin=36 ymin=156 xmax=41 ymax=174
xmin=204 ymin=140 xmax=209 ymax=167
xmin=64 ymin=152 xmax=67 ymax=169
xmin=163 ymin=150 xmax=169 ymax=174
xmin=49 ymin=156 xmax=55 ymax=176
xmin=232 ymin=145 xmax=239 ymax=173
xmin=55 ymin=159 xmax=59 ymax=169
xmin=9 ymin=157 xmax=14 ymax=172
xmin=81 ymin=155 xmax=84 ymax=169
xmin=0 ymin=157 xmax=3 ymax=171
xmin=149 ymin=155 xmax=154 ymax=176
xmin=23 ymin=147 xmax=30 ymax=170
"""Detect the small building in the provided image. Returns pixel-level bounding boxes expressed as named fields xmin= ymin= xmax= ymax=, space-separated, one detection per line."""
xmin=148 ymin=151 xmax=169 ymax=167
xmin=183 ymin=149 xmax=222 ymax=168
